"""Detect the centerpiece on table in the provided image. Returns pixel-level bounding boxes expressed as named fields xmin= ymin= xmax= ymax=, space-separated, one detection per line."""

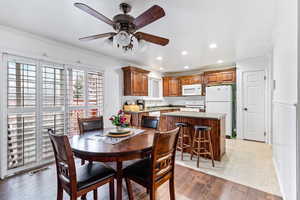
xmin=109 ymin=110 xmax=130 ymax=135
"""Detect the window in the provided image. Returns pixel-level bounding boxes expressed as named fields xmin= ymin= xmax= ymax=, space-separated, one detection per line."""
xmin=68 ymin=69 xmax=85 ymax=106
xmin=88 ymin=72 xmax=104 ymax=106
xmin=3 ymin=55 xmax=104 ymax=175
xmin=42 ymin=64 xmax=64 ymax=107
xmin=66 ymin=69 xmax=104 ymax=136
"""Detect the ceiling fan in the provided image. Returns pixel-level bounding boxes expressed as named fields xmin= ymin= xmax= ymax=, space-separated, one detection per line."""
xmin=74 ymin=2 xmax=169 ymax=52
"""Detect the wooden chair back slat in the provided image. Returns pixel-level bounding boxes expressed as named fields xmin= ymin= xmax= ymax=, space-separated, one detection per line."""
xmin=48 ymin=130 xmax=77 ymax=191
xmin=141 ymin=116 xmax=159 ymax=129
xmin=151 ymin=127 xmax=180 ymax=182
xmin=78 ymin=116 xmax=103 ymax=134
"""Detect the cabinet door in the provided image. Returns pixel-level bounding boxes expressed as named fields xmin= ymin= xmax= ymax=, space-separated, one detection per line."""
xmin=163 ymin=77 xmax=170 ymax=96
xmin=132 ymin=71 xmax=143 ymax=95
xmin=191 ymin=75 xmax=202 ymax=84
xmin=169 ymin=78 xmax=179 ymax=96
xmin=206 ymin=73 xmax=219 ymax=84
xmin=180 ymin=77 xmax=191 ymax=85
xmin=141 ymin=73 xmax=148 ymax=96
xmin=221 ymin=71 xmax=235 ymax=83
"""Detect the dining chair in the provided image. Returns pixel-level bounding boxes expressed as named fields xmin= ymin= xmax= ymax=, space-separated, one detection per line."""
xmin=124 ymin=127 xmax=180 ymax=200
xmin=78 ymin=116 xmax=103 ymax=165
xmin=78 ymin=116 xmax=104 ymax=134
xmin=140 ymin=116 xmax=159 ymax=129
xmin=48 ymin=129 xmax=116 ymax=200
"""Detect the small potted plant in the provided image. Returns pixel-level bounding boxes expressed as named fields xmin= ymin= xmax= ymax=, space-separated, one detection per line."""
xmin=109 ymin=110 xmax=128 ymax=131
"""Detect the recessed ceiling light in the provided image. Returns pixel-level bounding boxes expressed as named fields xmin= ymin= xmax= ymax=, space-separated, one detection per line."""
xmin=159 ymin=67 xmax=164 ymax=70
xmin=156 ymin=56 xmax=163 ymax=61
xmin=181 ymin=51 xmax=188 ymax=55
xmin=184 ymin=66 xmax=189 ymax=69
xmin=217 ymin=60 xmax=224 ymax=64
xmin=209 ymin=43 xmax=217 ymax=49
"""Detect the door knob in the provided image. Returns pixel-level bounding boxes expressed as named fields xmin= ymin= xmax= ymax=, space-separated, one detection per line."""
xmin=244 ymin=108 xmax=248 ymax=111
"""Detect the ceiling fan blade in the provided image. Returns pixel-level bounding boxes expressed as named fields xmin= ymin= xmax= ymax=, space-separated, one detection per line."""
xmin=135 ymin=32 xmax=169 ymax=46
xmin=133 ymin=5 xmax=165 ymax=30
xmin=74 ymin=3 xmax=114 ymax=26
xmin=79 ymin=32 xmax=116 ymax=41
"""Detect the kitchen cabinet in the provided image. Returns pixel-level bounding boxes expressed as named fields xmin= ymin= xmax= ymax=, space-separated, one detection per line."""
xmin=122 ymin=66 xmax=150 ymax=96
xmin=163 ymin=77 xmax=181 ymax=97
xmin=204 ymin=68 xmax=236 ymax=85
xmin=179 ymin=74 xmax=203 ymax=85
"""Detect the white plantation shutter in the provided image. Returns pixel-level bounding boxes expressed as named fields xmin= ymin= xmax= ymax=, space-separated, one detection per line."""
xmin=68 ymin=69 xmax=85 ymax=106
xmin=41 ymin=112 xmax=64 ymax=161
xmin=87 ymin=72 xmax=104 ymax=107
xmin=7 ymin=113 xmax=37 ymax=169
xmin=66 ymin=69 xmax=104 ymax=136
xmin=40 ymin=62 xmax=65 ymax=162
xmin=7 ymin=61 xmax=36 ymax=108
xmin=6 ymin=57 xmax=38 ymax=170
xmin=3 ymin=54 xmax=104 ymax=176
xmin=42 ymin=64 xmax=65 ymax=107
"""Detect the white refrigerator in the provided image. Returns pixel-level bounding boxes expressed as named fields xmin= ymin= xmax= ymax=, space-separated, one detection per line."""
xmin=205 ymin=85 xmax=232 ymax=136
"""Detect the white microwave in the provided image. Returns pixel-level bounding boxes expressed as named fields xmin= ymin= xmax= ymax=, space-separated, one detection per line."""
xmin=182 ymin=84 xmax=202 ymax=96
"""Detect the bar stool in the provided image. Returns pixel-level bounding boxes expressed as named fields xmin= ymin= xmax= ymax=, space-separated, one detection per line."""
xmin=175 ymin=122 xmax=192 ymax=160
xmin=191 ymin=125 xmax=215 ymax=167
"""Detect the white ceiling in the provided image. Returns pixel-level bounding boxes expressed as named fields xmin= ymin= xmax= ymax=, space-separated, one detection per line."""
xmin=0 ymin=0 xmax=275 ymax=72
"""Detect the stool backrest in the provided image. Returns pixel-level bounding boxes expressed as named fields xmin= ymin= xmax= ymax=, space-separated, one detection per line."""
xmin=141 ymin=116 xmax=159 ymax=129
xmin=78 ymin=116 xmax=103 ymax=134
xmin=48 ymin=129 xmax=77 ymax=192
xmin=151 ymin=127 xmax=180 ymax=183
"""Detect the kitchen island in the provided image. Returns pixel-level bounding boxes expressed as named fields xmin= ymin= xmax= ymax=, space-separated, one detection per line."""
xmin=161 ymin=111 xmax=226 ymax=161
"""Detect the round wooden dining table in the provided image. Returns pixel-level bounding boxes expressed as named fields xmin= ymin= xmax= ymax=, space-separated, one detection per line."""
xmin=69 ymin=128 xmax=156 ymax=200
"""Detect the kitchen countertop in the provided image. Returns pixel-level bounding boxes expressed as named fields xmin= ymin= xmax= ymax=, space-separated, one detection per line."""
xmin=124 ymin=106 xmax=184 ymax=114
xmin=162 ymin=111 xmax=226 ymax=120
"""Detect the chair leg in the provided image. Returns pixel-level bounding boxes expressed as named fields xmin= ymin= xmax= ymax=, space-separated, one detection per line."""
xmin=125 ymin=178 xmax=134 ymax=200
xmin=180 ymin=131 xmax=184 ymax=161
xmin=190 ymin=129 xmax=197 ymax=160
xmin=57 ymin=182 xmax=63 ymax=200
xmin=93 ymin=189 xmax=98 ymax=200
xmin=149 ymin=188 xmax=157 ymax=200
xmin=109 ymin=179 xmax=115 ymax=200
xmin=169 ymin=176 xmax=175 ymax=200
xmin=197 ymin=131 xmax=201 ymax=168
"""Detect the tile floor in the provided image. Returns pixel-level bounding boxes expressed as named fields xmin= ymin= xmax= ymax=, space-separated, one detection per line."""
xmin=175 ymin=139 xmax=282 ymax=196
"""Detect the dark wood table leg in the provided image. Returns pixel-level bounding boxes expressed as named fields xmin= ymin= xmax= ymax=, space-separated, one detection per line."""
xmin=116 ymin=161 xmax=123 ymax=200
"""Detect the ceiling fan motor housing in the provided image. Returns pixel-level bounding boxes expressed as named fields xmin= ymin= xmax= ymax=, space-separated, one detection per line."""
xmin=113 ymin=14 xmax=136 ymax=33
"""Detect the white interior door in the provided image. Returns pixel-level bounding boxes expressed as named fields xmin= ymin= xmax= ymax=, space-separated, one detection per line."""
xmin=243 ymin=70 xmax=266 ymax=142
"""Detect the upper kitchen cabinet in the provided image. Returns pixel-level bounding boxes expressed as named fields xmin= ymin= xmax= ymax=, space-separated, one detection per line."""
xmin=163 ymin=77 xmax=181 ymax=97
xmin=122 ymin=66 xmax=150 ymax=96
xmin=179 ymin=74 xmax=203 ymax=85
xmin=204 ymin=68 xmax=236 ymax=85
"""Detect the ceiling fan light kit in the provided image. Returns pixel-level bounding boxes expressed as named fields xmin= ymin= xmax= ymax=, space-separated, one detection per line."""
xmin=74 ymin=2 xmax=169 ymax=53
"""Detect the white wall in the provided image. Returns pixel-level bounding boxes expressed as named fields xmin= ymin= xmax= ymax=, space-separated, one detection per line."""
xmin=236 ymin=56 xmax=272 ymax=142
xmin=272 ymin=0 xmax=298 ymax=199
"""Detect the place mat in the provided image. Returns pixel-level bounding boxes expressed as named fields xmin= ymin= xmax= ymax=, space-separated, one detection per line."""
xmin=88 ymin=128 xmax=145 ymax=145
